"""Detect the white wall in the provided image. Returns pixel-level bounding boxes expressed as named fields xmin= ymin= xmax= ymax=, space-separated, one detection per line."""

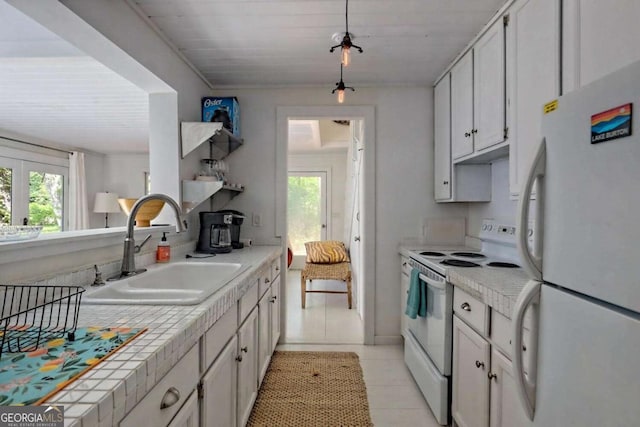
xmin=288 ymin=151 xmax=347 ymax=242
xmin=213 ymin=86 xmax=467 ymax=340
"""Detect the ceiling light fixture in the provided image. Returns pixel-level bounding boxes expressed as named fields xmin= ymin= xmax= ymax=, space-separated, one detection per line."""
xmin=332 ymin=64 xmax=355 ymax=104
xmin=329 ymin=0 xmax=363 ymax=67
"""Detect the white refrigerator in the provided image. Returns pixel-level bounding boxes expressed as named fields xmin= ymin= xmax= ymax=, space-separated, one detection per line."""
xmin=513 ymin=59 xmax=640 ymax=426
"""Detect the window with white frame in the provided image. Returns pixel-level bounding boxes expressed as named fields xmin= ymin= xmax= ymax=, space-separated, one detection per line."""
xmin=0 ymin=145 xmax=69 ymax=233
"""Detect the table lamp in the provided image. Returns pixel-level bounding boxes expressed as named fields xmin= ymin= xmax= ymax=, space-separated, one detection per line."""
xmin=94 ymin=192 xmax=120 ymax=228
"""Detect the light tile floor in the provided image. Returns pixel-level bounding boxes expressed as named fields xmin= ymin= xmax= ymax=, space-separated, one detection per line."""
xmin=276 ymin=343 xmax=442 ymax=427
xmin=285 ymin=269 xmax=364 ymax=344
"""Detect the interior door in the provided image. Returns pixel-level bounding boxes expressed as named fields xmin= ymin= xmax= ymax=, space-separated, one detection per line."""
xmin=287 ymin=171 xmax=327 ymax=268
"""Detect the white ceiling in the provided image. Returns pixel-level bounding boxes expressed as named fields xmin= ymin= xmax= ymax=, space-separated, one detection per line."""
xmin=133 ymin=0 xmax=508 ymax=87
xmin=1 ymin=0 xmax=509 ymax=154
xmin=288 ymin=119 xmax=349 ymax=152
xmin=0 ymin=1 xmax=149 ymax=154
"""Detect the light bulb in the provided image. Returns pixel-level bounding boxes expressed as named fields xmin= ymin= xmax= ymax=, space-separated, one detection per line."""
xmin=337 ymin=89 xmax=345 ymax=104
xmin=341 ymin=47 xmax=351 ymax=67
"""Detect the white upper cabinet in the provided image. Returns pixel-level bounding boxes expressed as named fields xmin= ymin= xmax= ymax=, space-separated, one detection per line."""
xmin=474 ymin=19 xmax=506 ymax=152
xmin=563 ymin=0 xmax=640 ymax=92
xmin=507 ymin=0 xmax=561 ymax=197
xmin=434 ymin=74 xmax=452 ymax=201
xmin=451 ymin=51 xmax=475 ymax=160
xmin=451 ymin=17 xmax=507 ymax=163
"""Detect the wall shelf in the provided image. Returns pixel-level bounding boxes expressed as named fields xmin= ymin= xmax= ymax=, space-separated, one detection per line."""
xmin=181 ymin=180 xmax=244 ymax=213
xmin=181 ymin=122 xmax=243 ymax=159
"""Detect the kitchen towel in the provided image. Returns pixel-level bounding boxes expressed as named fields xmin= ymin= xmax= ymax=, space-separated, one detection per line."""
xmin=405 ymin=269 xmax=427 ymax=319
xmin=0 ymin=326 xmax=146 ymax=405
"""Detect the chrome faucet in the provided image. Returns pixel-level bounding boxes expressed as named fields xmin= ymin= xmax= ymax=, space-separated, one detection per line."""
xmin=113 ymin=193 xmax=187 ymax=279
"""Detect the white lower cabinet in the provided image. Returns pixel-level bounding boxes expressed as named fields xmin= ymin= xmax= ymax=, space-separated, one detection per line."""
xmin=270 ymin=275 xmax=281 ymax=352
xmin=452 ymin=289 xmax=534 ymax=427
xmin=167 ymin=390 xmax=199 ymax=427
xmin=489 ymin=348 xmax=533 ymax=427
xmin=258 ymin=288 xmax=272 ymax=385
xmin=452 ymin=315 xmax=490 ymax=427
xmin=237 ymin=308 xmax=259 ymax=427
xmin=201 ymin=335 xmax=238 ymax=427
xmin=120 ymin=344 xmax=199 ymax=427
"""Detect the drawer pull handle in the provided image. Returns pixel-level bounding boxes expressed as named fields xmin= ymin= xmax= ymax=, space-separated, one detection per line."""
xmin=461 ymin=302 xmax=471 ymax=312
xmin=160 ymin=387 xmax=181 ymax=409
xmin=265 ymin=278 xmax=270 ymax=284
xmin=236 ymin=355 xmax=243 ymax=362
xmin=488 ymin=372 xmax=498 ymax=381
xmin=241 ymin=346 xmax=249 ymax=353
xmin=475 ymin=360 xmax=485 ymax=369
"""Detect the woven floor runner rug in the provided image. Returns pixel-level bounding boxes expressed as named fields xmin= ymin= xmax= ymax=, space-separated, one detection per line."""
xmin=248 ymin=351 xmax=373 ymax=427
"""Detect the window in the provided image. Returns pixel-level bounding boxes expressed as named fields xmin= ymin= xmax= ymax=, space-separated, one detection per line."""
xmin=287 ymin=172 xmax=327 ymax=255
xmin=0 ymin=147 xmax=69 ymax=233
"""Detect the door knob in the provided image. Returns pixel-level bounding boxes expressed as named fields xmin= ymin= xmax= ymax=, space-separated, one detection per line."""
xmin=321 ymin=224 xmax=326 ymax=228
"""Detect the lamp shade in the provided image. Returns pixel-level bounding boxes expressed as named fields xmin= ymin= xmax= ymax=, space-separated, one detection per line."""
xmin=94 ymin=192 xmax=120 ymax=213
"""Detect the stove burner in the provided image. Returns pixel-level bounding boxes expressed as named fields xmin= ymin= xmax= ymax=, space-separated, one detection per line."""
xmin=440 ymin=259 xmax=481 ymax=267
xmin=486 ymin=262 xmax=520 ymax=268
xmin=451 ymin=252 xmax=487 ymax=259
xmin=420 ymin=251 xmax=446 ymax=257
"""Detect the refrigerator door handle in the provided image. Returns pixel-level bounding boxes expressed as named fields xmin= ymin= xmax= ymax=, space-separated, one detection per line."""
xmin=512 ymin=280 xmax=541 ymax=421
xmin=517 ymin=138 xmax=546 ymax=280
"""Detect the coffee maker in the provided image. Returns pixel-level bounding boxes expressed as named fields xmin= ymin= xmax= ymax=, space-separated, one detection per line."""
xmin=197 ymin=212 xmax=233 ymax=254
xmin=214 ymin=210 xmax=245 ymax=249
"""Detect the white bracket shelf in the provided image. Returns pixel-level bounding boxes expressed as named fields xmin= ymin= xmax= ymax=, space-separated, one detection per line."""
xmin=181 ymin=180 xmax=244 ymax=213
xmin=181 ymin=122 xmax=243 ymax=159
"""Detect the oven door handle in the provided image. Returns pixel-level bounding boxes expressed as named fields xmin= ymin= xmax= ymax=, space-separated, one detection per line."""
xmin=418 ymin=273 xmax=446 ymax=290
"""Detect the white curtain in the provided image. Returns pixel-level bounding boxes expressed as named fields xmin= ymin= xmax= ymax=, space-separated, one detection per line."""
xmin=69 ymin=151 xmax=89 ymax=230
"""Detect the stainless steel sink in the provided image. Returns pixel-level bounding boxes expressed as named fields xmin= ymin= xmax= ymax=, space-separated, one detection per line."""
xmin=84 ymin=262 xmax=248 ymax=305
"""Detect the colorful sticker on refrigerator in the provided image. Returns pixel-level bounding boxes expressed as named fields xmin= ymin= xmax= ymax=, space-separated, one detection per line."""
xmin=591 ymin=103 xmax=632 ymax=144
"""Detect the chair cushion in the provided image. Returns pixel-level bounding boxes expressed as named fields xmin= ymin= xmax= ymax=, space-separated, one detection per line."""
xmin=304 ymin=240 xmax=350 ymax=264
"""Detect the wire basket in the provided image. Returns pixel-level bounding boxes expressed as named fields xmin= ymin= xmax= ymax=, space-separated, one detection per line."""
xmin=0 ymin=285 xmax=85 ymax=358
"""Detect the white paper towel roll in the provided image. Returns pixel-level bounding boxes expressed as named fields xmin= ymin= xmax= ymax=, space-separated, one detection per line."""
xmin=240 ymin=238 xmax=252 ymax=247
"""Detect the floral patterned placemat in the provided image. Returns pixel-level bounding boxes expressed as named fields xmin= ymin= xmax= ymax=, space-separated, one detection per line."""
xmin=0 ymin=326 xmax=146 ymax=405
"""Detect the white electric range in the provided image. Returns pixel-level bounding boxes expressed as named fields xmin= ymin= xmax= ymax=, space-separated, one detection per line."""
xmin=403 ymin=219 xmax=527 ymax=425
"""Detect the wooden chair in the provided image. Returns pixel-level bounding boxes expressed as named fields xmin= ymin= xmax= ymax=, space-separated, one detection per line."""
xmin=300 ymin=261 xmax=352 ymax=309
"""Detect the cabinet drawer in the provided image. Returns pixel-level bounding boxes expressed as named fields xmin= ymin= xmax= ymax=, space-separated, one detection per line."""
xmin=491 ymin=310 xmax=532 ymax=373
xmin=239 ymin=281 xmax=259 ymax=325
xmin=258 ymin=268 xmax=272 ymax=298
xmin=120 ymin=344 xmax=199 ymax=427
xmin=453 ymin=288 xmax=489 ymax=336
xmin=201 ymin=304 xmax=237 ymax=372
xmin=271 ymin=259 xmax=281 ymax=280
xmin=401 ymin=256 xmax=412 ymax=275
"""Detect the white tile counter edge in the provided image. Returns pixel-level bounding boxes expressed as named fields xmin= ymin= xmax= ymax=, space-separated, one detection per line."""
xmin=46 ymin=245 xmax=281 ymax=427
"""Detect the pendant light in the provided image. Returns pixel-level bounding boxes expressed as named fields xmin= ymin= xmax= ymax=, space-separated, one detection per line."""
xmin=329 ymin=0 xmax=363 ymax=67
xmin=332 ymin=64 xmax=355 ymax=104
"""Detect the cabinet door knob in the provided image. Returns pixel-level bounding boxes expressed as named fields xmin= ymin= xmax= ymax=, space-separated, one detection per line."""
xmin=275 ymin=266 xmax=280 ymax=271
xmin=160 ymin=387 xmax=181 ymax=409
xmin=488 ymin=372 xmax=498 ymax=381
xmin=464 ymin=132 xmax=471 ymax=138
xmin=475 ymin=360 xmax=485 ymax=369
xmin=443 ymin=181 xmax=449 ymax=185
xmin=270 ymin=296 xmax=277 ymax=303
xmin=402 ymin=262 xmax=407 ymax=267
xmin=265 ymin=278 xmax=270 ymax=284
xmin=460 ymin=302 xmax=471 ymax=312
xmin=236 ymin=355 xmax=243 ymax=362
xmin=241 ymin=346 xmax=248 ymax=353
xmin=471 ymin=129 xmax=478 ymax=134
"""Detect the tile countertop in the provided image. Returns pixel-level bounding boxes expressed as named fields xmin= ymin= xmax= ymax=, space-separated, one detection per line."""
xmin=399 ymin=246 xmax=531 ymax=319
xmin=45 ymin=245 xmax=281 ymax=427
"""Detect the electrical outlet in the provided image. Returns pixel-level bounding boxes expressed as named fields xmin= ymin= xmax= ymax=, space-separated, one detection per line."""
xmin=252 ymin=213 xmax=262 ymax=227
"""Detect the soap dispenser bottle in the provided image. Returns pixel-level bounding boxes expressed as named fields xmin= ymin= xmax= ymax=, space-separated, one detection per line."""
xmin=156 ymin=232 xmax=170 ymax=263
